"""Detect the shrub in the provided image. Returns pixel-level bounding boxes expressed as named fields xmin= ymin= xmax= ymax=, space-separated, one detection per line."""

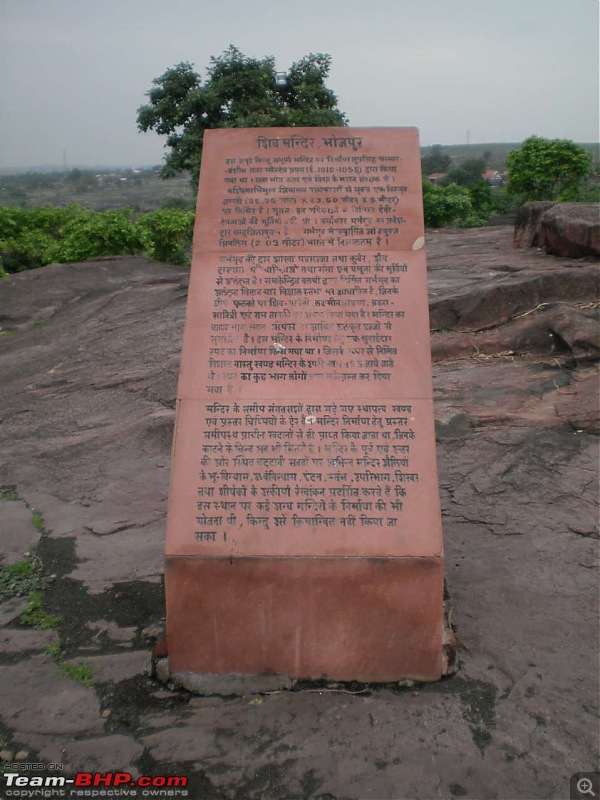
xmin=422 ymin=181 xmax=473 ymax=227
xmin=56 ymin=208 xmax=147 ymax=262
xmin=137 ymin=208 xmax=195 ymax=265
xmin=468 ymin=180 xmax=494 ymax=218
xmin=0 ymin=228 xmax=60 ymax=272
xmin=0 ymin=204 xmax=196 ymax=272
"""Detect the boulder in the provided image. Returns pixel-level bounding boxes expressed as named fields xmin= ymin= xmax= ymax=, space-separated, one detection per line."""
xmin=541 ymin=203 xmax=600 ymax=258
xmin=514 ymin=202 xmax=600 ymax=259
xmin=513 ymin=201 xmax=555 ymax=248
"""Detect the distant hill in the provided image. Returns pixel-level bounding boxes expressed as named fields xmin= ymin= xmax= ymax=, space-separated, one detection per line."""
xmin=1 ymin=141 xmax=598 ymax=211
xmin=0 ymin=164 xmax=161 ymax=176
xmin=2 ymin=141 xmax=598 ymax=178
xmin=420 ymin=142 xmax=599 ymax=172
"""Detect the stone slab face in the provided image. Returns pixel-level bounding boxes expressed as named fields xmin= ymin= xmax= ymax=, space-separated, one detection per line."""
xmin=165 ymin=128 xmax=445 ymax=683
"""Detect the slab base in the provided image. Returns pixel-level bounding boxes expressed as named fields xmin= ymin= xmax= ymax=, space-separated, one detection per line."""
xmin=165 ymin=555 xmax=446 ymax=684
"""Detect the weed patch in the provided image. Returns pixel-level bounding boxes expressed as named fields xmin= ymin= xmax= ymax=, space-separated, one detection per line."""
xmin=20 ymin=591 xmax=62 ymax=629
xmin=0 ymin=557 xmax=51 ymax=597
xmin=30 ymin=510 xmax=45 ymax=533
xmin=44 ymin=643 xmax=95 ymax=686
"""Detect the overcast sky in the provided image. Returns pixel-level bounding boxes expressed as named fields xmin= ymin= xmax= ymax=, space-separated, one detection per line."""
xmin=1 ymin=0 xmax=598 ymax=169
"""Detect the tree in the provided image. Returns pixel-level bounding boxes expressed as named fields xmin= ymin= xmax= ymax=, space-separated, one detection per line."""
xmin=505 ymin=136 xmax=592 ymax=201
xmin=421 ymin=145 xmax=451 ymax=176
xmin=447 ymin=158 xmax=487 ymax=187
xmin=137 ymin=46 xmax=347 ymax=186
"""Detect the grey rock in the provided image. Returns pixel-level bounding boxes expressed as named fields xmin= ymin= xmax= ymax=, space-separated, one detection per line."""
xmin=171 ymin=670 xmax=293 ymax=696
xmin=155 ymin=656 xmax=170 ymax=684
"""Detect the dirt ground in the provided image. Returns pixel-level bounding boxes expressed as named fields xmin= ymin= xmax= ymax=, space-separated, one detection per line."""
xmin=0 ymin=226 xmax=598 ymax=800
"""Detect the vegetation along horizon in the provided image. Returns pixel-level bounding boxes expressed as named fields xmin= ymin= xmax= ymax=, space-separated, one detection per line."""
xmin=1 ymin=47 xmax=597 ymax=276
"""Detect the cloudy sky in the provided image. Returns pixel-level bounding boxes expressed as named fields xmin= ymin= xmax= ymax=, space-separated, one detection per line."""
xmin=1 ymin=0 xmax=598 ymax=169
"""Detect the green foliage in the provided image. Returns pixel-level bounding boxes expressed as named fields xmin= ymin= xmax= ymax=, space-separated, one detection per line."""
xmin=0 ymin=228 xmax=60 ymax=273
xmin=44 ymin=642 xmax=62 ymax=660
xmin=137 ymin=45 xmax=347 ymax=185
xmin=0 ymin=205 xmax=74 ymax=272
xmin=0 ymin=558 xmax=47 ymax=597
xmin=421 ymin=145 xmax=452 ymax=176
xmin=138 ymin=208 xmax=195 ymax=265
xmin=0 ymin=552 xmax=60 ymax=629
xmin=489 ymin=187 xmax=521 ymax=214
xmin=422 ymin=181 xmax=474 ymax=227
xmin=44 ymin=643 xmax=96 ymax=686
xmin=447 ymin=158 xmax=487 ymax=187
xmin=468 ymin=180 xmax=494 ymax=217
xmin=506 ymin=136 xmax=592 ymax=201
xmin=56 ymin=208 xmax=147 ymax=262
xmin=31 ymin=509 xmax=46 ymax=534
xmin=578 ymin=183 xmax=600 ymax=203
xmin=61 ymin=662 xmax=96 ymax=686
xmin=20 ymin=591 xmax=62 ymax=628
xmin=0 ymin=485 xmax=19 ymax=500
xmin=0 ymin=204 xmax=195 ymax=272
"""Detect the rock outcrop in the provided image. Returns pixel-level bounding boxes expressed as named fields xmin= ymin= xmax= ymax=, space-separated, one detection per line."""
xmin=0 ymin=228 xmax=598 ymax=800
xmin=514 ymin=201 xmax=600 ymax=258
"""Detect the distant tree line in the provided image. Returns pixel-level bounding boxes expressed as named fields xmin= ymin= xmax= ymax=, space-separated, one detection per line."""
xmin=2 ymin=53 xmax=596 ymax=275
xmin=420 ymin=137 xmax=595 ymax=227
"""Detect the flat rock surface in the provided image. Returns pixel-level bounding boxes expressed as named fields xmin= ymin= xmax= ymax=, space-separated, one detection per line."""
xmin=0 ymin=228 xmax=598 ymax=799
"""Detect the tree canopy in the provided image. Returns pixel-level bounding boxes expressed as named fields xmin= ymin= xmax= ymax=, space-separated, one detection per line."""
xmin=505 ymin=136 xmax=592 ymax=201
xmin=447 ymin=158 xmax=487 ymax=186
xmin=421 ymin=145 xmax=452 ymax=176
xmin=137 ymin=46 xmax=347 ymax=186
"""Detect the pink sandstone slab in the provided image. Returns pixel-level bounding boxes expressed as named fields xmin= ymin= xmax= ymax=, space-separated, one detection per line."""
xmin=164 ymin=128 xmax=446 ymax=685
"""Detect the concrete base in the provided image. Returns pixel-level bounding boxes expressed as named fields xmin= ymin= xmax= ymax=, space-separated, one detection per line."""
xmin=171 ymin=670 xmax=293 ymax=696
xmin=165 ymin=555 xmax=446 ymax=685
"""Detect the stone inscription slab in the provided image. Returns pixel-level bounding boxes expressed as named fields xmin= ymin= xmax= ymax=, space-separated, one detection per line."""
xmin=193 ymin=128 xmax=424 ymax=252
xmin=166 ymin=127 xmax=441 ymax=561
xmin=178 ymin=249 xmax=432 ymax=401
xmin=166 ymin=397 xmax=440 ymax=558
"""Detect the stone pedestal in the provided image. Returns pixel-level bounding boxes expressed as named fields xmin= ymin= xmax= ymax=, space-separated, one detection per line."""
xmin=164 ymin=128 xmax=447 ymax=686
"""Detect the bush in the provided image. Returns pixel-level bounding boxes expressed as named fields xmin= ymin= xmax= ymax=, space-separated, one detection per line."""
xmin=422 ymin=181 xmax=473 ymax=227
xmin=137 ymin=208 xmax=194 ymax=265
xmin=0 ymin=228 xmax=60 ymax=272
xmin=467 ymin=180 xmax=493 ymax=218
xmin=0 ymin=204 xmax=196 ymax=273
xmin=56 ymin=208 xmax=147 ymax=262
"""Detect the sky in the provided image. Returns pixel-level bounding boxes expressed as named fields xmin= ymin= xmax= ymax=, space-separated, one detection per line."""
xmin=1 ymin=0 xmax=598 ymax=170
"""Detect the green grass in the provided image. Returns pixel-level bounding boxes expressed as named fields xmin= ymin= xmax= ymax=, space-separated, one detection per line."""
xmin=0 ymin=557 xmax=50 ymax=597
xmin=0 ymin=486 xmax=19 ymax=501
xmin=0 ymin=507 xmax=61 ymax=629
xmin=30 ymin=509 xmax=45 ymax=533
xmin=61 ymin=663 xmax=96 ymax=686
xmin=44 ymin=642 xmax=96 ymax=686
xmin=44 ymin=642 xmax=61 ymax=659
xmin=19 ymin=591 xmax=62 ymax=629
